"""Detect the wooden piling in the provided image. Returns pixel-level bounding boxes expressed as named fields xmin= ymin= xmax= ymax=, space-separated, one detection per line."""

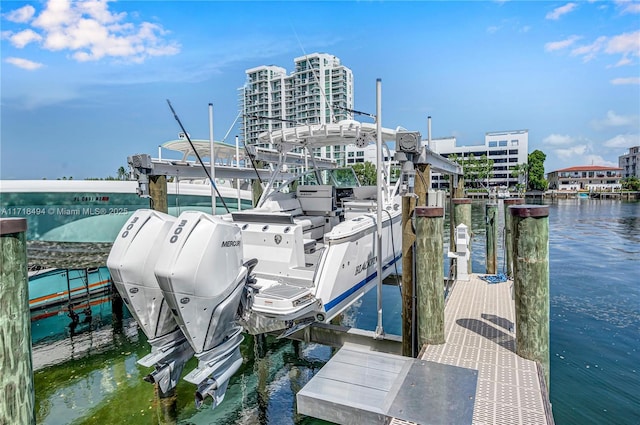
xmin=485 ymin=203 xmax=498 ymax=274
xmin=510 ymin=205 xmax=550 ymax=388
xmin=452 ymin=198 xmax=472 ymax=272
xmin=148 ymin=181 xmax=177 ymax=421
xmin=0 ymin=218 xmax=35 ymax=425
xmin=149 ymin=175 xmax=168 ymax=214
xmin=415 ymin=207 xmax=445 ymax=346
xmin=401 ymin=196 xmax=417 ymax=357
xmin=401 ymin=164 xmax=430 ymax=357
xmin=504 ymin=198 xmax=524 ymax=278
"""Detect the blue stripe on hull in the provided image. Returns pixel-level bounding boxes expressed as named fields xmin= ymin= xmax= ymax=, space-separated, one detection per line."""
xmin=323 ymin=253 xmax=402 ymax=312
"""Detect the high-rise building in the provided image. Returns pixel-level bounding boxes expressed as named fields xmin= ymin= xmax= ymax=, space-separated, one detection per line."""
xmin=239 ymin=53 xmax=354 ymax=165
xmin=430 ymin=130 xmax=529 ymax=190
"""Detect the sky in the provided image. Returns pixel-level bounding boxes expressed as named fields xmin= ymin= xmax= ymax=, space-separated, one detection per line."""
xmin=1 ymin=0 xmax=639 ymax=180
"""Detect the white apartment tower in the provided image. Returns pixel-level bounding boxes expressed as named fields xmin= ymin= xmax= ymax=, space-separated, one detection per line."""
xmin=239 ymin=53 xmax=354 ymax=165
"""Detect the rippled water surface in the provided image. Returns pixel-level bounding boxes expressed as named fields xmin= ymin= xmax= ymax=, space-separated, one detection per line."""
xmin=33 ymin=199 xmax=639 ymax=424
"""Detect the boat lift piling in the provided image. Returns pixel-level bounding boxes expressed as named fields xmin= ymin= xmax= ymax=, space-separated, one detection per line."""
xmin=504 ymin=198 xmax=525 ymax=278
xmin=415 ymin=207 xmax=445 ymax=346
xmin=510 ymin=205 xmax=551 ymax=389
xmin=0 ymin=218 xmax=35 ymax=425
xmin=149 ymin=175 xmax=169 ymax=214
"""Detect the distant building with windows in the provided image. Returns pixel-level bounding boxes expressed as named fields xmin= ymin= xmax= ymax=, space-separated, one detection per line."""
xmin=618 ymin=146 xmax=639 ymax=178
xmin=429 ymin=130 xmax=529 ymax=190
xmin=547 ymin=165 xmax=623 ymax=191
xmin=238 ymin=53 xmax=354 ymax=166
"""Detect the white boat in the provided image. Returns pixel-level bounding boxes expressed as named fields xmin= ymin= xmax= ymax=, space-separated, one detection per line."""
xmin=107 ymin=119 xmax=405 ymax=407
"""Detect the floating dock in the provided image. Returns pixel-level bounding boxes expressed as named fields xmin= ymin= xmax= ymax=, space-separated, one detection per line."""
xmin=298 ymin=274 xmax=554 ymax=425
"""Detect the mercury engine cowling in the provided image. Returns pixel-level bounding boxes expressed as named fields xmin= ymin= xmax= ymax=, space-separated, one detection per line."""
xmin=154 ymin=211 xmax=246 ymax=353
xmin=106 ymin=209 xmax=194 ymax=393
xmin=107 ymin=209 xmax=178 ymax=340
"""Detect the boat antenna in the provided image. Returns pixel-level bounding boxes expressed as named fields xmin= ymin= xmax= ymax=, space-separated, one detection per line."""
xmin=291 ymin=25 xmax=336 ymax=124
xmin=166 ymin=99 xmax=230 ymax=213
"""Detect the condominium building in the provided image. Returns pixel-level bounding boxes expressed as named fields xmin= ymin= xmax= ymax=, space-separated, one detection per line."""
xmin=618 ymin=146 xmax=639 ymax=178
xmin=238 ymin=53 xmax=354 ymax=165
xmin=430 ymin=130 xmax=529 ymax=190
xmin=547 ymin=166 xmax=623 ymax=191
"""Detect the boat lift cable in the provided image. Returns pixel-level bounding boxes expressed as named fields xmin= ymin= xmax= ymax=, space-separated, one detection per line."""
xmin=333 ymin=105 xmax=377 ymax=122
xmin=383 ymin=209 xmax=402 ymax=294
xmin=166 ymin=99 xmax=230 ymax=213
xmin=243 ymin=114 xmax=299 ymax=125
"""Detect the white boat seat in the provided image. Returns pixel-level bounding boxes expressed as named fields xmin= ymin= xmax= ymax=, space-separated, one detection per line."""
xmin=261 ymin=194 xmax=325 ymax=240
xmin=294 ymin=215 xmax=325 ymax=240
xmin=303 ymin=238 xmax=316 ymax=254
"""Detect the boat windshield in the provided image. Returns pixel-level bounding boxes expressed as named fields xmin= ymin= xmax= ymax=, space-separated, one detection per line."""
xmin=295 ymin=168 xmax=361 ymax=188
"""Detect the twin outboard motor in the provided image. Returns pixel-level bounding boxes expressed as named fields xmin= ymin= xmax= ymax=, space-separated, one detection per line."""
xmin=108 ymin=209 xmax=249 ymax=408
xmin=106 ymin=210 xmax=194 ymax=394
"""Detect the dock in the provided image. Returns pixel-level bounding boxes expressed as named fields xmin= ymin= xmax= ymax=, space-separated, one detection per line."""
xmin=298 ymin=274 xmax=554 ymax=425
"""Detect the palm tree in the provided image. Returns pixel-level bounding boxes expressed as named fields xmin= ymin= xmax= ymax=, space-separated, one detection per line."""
xmin=117 ymin=166 xmax=128 ymax=181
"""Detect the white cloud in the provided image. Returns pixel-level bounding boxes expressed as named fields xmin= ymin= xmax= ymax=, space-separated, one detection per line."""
xmin=3 ymin=0 xmax=180 ymax=64
xmin=487 ymin=26 xmax=500 ymax=34
xmin=546 ymin=3 xmax=578 ymax=20
xmin=4 ymin=5 xmax=36 ymax=23
xmin=5 ymin=57 xmax=44 ymax=70
xmin=554 ymin=144 xmax=588 ymax=159
xmin=543 ymin=134 xmax=576 ymax=146
xmin=571 ymin=36 xmax=607 ymax=62
xmin=592 ymin=110 xmax=639 ymax=129
xmin=616 ymin=0 xmax=640 ymax=14
xmin=7 ymin=29 xmax=43 ymax=48
xmin=603 ymin=134 xmax=640 ymax=148
xmin=611 ymin=77 xmax=640 ymax=85
xmin=550 ymin=30 xmax=639 ymax=66
xmin=605 ymin=30 xmax=640 ymax=57
xmin=582 ymin=155 xmax=618 ymax=167
xmin=545 ymin=35 xmax=581 ymax=52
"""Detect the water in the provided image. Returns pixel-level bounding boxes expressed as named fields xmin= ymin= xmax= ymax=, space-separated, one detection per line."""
xmin=32 ymin=199 xmax=639 ymax=424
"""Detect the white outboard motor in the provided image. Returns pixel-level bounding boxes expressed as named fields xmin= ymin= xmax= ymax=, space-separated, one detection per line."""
xmin=106 ymin=209 xmax=194 ymax=394
xmin=154 ymin=211 xmax=248 ymax=408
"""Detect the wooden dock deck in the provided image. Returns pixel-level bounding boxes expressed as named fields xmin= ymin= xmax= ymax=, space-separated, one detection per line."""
xmin=298 ymin=273 xmax=554 ymax=425
xmin=391 ymin=273 xmax=553 ymax=425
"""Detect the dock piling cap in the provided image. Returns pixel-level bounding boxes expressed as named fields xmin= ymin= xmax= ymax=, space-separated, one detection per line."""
xmin=452 ymin=198 xmax=472 ymax=204
xmin=415 ymin=206 xmax=444 ymax=217
xmin=0 ymin=218 xmax=27 ymax=235
xmin=509 ymin=205 xmax=549 ymax=218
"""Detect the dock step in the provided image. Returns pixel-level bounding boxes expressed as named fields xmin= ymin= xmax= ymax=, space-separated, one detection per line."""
xmin=297 ymin=343 xmax=478 ymax=425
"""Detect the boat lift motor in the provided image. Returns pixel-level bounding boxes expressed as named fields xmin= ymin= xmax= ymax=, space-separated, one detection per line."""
xmin=447 ymin=223 xmax=471 ymax=281
xmin=106 ymin=209 xmax=195 ymax=394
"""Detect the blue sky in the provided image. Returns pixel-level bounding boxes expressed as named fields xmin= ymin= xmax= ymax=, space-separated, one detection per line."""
xmin=1 ymin=0 xmax=639 ymax=179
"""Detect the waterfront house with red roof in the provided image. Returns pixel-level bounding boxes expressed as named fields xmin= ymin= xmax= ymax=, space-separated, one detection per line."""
xmin=547 ymin=165 xmax=623 ymax=191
